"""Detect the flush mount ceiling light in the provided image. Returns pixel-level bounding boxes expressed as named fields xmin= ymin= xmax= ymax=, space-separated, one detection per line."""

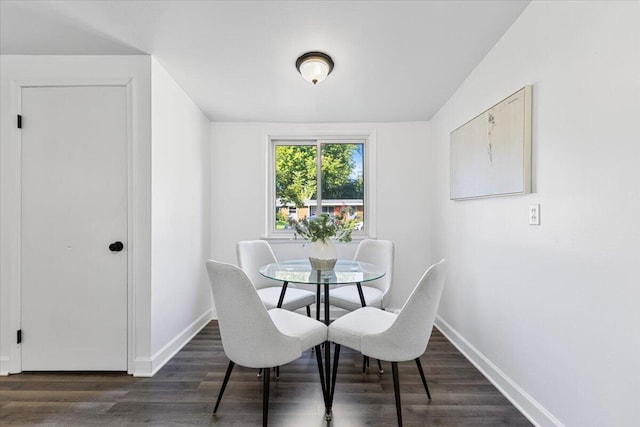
xmin=296 ymin=51 xmax=334 ymax=85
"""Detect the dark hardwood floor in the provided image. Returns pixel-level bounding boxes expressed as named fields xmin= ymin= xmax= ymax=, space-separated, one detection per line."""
xmin=0 ymin=321 xmax=531 ymax=426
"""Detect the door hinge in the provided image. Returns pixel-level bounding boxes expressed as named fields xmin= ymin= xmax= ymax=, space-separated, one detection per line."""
xmin=17 ymin=329 xmax=22 ymax=344
xmin=17 ymin=114 xmax=22 ymax=129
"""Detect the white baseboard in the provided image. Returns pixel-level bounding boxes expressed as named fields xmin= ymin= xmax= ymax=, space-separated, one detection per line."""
xmin=434 ymin=315 xmax=563 ymax=427
xmin=0 ymin=356 xmax=9 ymax=376
xmin=132 ymin=357 xmax=152 ymax=377
xmin=134 ymin=309 xmax=212 ymax=377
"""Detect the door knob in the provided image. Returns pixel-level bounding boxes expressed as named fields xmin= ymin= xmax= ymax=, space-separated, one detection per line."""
xmin=109 ymin=241 xmax=124 ymax=252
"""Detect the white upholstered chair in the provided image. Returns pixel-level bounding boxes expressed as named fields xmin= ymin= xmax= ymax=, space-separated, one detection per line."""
xmin=327 ymin=259 xmax=446 ymax=426
xmin=237 ymin=240 xmax=316 ymax=315
xmin=327 ymin=239 xmax=394 ymax=311
xmin=206 ymin=260 xmax=328 ymax=427
xmin=325 ymin=239 xmax=394 ymax=373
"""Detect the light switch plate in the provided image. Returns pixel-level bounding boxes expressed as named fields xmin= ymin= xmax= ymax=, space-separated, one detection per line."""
xmin=529 ymin=204 xmax=540 ymax=225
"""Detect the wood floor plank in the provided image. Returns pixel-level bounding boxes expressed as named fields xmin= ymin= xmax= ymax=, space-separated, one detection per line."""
xmin=0 ymin=321 xmax=532 ymax=426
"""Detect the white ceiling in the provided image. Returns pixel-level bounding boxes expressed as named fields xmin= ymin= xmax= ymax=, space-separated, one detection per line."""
xmin=1 ymin=1 xmax=530 ymax=123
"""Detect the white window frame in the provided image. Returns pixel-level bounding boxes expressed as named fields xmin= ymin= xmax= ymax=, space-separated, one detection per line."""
xmin=265 ymin=132 xmax=377 ymax=240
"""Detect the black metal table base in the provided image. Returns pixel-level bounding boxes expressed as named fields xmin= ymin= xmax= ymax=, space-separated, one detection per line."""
xmin=274 ymin=271 xmax=372 ymax=420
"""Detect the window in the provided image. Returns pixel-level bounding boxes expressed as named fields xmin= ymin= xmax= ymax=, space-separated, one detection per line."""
xmin=268 ymin=135 xmax=375 ymax=238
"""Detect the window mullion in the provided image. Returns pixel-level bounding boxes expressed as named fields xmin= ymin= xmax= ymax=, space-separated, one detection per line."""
xmin=315 ymin=141 xmax=322 ymax=215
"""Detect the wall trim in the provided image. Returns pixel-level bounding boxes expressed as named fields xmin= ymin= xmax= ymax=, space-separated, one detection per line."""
xmin=0 ymin=357 xmax=9 ymax=376
xmin=133 ymin=357 xmax=152 ymax=377
xmin=435 ymin=315 xmax=564 ymax=427
xmin=134 ymin=309 xmax=212 ymax=377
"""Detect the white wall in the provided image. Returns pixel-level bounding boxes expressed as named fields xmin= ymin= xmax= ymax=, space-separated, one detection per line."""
xmin=0 ymin=55 xmax=153 ymax=375
xmin=150 ymin=59 xmax=211 ymax=373
xmin=210 ymin=122 xmax=432 ymax=311
xmin=429 ymin=2 xmax=640 ymax=426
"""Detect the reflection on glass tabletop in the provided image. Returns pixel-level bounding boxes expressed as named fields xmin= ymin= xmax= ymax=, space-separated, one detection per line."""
xmin=259 ymin=259 xmax=385 ymax=285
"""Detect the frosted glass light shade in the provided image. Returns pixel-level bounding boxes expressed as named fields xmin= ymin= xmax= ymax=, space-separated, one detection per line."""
xmin=296 ymin=52 xmax=334 ymax=85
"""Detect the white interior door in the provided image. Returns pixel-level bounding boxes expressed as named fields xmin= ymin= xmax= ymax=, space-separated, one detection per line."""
xmin=21 ymin=86 xmax=128 ymax=371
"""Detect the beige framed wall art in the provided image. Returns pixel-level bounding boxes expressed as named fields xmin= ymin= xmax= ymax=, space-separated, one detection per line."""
xmin=450 ymin=86 xmax=532 ymax=200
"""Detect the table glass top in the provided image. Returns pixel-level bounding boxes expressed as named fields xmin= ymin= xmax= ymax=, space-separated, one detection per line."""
xmin=259 ymin=259 xmax=385 ymax=285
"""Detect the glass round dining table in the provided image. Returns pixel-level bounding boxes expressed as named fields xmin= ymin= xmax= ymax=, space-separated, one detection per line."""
xmin=259 ymin=259 xmax=386 ymax=325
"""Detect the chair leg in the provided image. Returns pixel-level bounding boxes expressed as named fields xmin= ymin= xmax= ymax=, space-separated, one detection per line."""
xmin=363 ymin=356 xmax=384 ymax=374
xmin=324 ymin=342 xmax=332 ymax=420
xmin=415 ymin=358 xmax=431 ymax=400
xmin=391 ymin=362 xmax=403 ymax=426
xmin=258 ymin=367 xmax=279 ymax=379
xmin=327 ymin=343 xmax=341 ymax=420
xmin=314 ymin=345 xmax=328 ymax=409
xmin=213 ymin=361 xmax=235 ymax=414
xmin=362 ymin=356 xmax=368 ymax=374
xmin=306 ymin=305 xmax=311 ymax=317
xmin=262 ymin=365 xmax=270 ymax=427
xmin=330 ymin=344 xmax=341 ymax=402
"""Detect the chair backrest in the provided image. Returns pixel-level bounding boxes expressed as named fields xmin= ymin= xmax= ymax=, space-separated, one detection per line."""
xmin=236 ymin=240 xmax=278 ymax=290
xmin=206 ymin=260 xmax=300 ymax=367
xmin=353 ymin=239 xmax=394 ymax=307
xmin=361 ymin=259 xmax=446 ymax=361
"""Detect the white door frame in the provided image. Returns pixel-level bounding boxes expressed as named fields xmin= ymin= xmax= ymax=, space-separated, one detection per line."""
xmin=6 ymin=78 xmax=137 ymax=374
